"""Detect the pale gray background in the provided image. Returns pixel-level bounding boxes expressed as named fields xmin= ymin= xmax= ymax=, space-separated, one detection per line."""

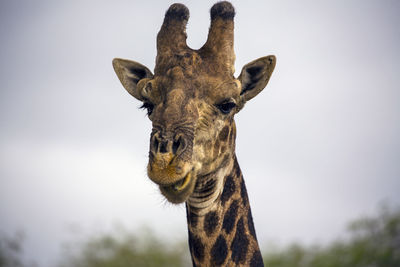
xmin=1 ymin=0 xmax=399 ymax=266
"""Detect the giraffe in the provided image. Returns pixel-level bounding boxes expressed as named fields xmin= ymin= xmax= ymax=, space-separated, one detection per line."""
xmin=113 ymin=2 xmax=276 ymax=266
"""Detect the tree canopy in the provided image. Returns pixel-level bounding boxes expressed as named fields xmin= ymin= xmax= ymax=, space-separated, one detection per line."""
xmin=1 ymin=205 xmax=399 ymax=267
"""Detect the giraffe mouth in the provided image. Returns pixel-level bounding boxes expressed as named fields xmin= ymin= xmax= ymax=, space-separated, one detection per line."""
xmin=159 ymin=170 xmax=197 ymax=203
xmin=170 ymin=172 xmax=191 ymax=191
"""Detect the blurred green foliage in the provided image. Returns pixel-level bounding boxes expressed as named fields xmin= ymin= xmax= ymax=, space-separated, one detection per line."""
xmin=264 ymin=205 xmax=400 ymax=267
xmin=2 ymin=205 xmax=399 ymax=267
xmin=58 ymin=228 xmax=191 ymax=267
xmin=0 ymin=232 xmax=26 ymax=267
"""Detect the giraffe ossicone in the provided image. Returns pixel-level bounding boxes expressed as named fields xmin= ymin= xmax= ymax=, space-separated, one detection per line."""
xmin=113 ymin=1 xmax=276 ymax=266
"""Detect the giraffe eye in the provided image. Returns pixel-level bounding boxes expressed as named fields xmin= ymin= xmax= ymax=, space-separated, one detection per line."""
xmin=140 ymin=102 xmax=154 ymax=116
xmin=216 ymin=102 xmax=236 ymax=114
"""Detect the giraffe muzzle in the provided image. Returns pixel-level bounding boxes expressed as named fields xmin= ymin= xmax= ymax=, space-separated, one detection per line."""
xmin=147 ymin=131 xmax=198 ymax=203
xmin=158 ymin=170 xmax=197 ymax=203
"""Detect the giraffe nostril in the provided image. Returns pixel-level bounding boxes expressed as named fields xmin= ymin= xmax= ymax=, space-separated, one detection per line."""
xmin=172 ymin=137 xmax=181 ymax=154
xmin=151 ymin=133 xmax=187 ymax=155
xmin=153 ymin=138 xmax=159 ymax=152
xmin=160 ymin=140 xmax=168 ymax=153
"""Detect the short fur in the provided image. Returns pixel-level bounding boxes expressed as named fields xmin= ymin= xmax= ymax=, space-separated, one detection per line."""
xmin=113 ymin=1 xmax=276 ymax=266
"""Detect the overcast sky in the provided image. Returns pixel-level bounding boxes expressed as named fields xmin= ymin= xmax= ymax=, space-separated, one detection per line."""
xmin=1 ymin=0 xmax=399 ymax=266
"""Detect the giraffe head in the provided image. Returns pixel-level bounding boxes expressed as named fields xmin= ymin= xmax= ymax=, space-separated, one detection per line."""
xmin=113 ymin=2 xmax=275 ymax=204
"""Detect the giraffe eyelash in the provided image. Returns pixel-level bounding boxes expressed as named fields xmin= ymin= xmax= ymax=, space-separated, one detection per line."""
xmin=140 ymin=102 xmax=154 ymax=116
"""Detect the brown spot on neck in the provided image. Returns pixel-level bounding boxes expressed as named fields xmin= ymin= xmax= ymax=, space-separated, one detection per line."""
xmin=185 ymin=156 xmax=263 ymax=266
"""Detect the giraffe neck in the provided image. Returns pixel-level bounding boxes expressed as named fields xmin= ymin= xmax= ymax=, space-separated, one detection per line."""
xmin=185 ymin=156 xmax=264 ymax=266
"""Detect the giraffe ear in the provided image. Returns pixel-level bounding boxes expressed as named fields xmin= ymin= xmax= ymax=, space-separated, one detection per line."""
xmin=112 ymin=58 xmax=153 ymax=101
xmin=238 ymin=55 xmax=276 ymax=103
